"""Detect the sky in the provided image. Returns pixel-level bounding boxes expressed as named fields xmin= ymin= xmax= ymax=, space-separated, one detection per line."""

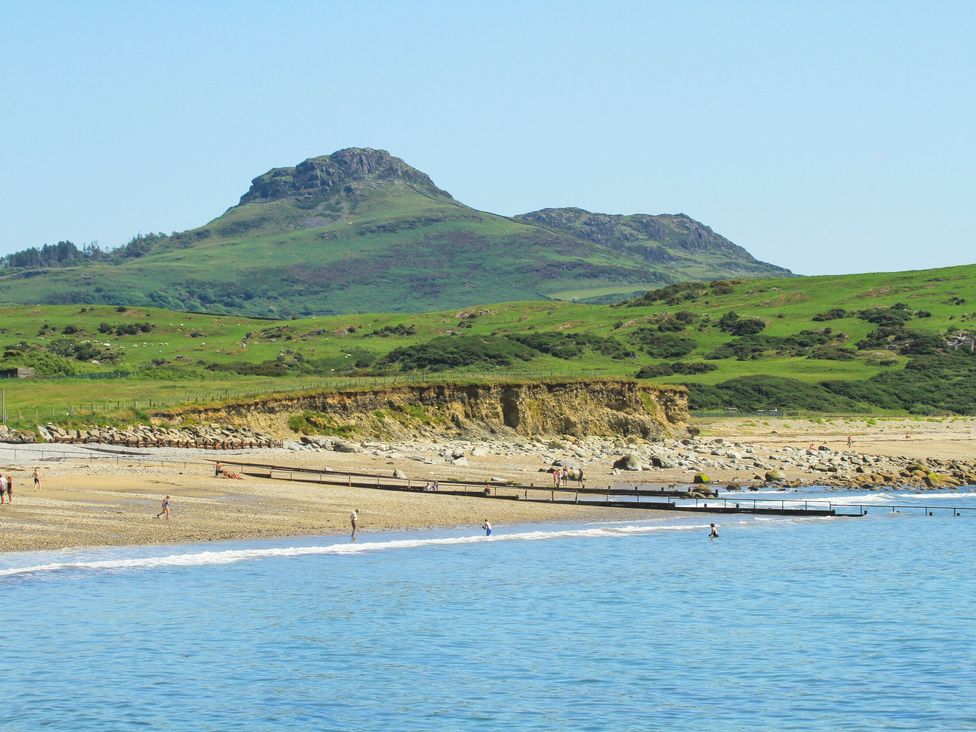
xmin=0 ymin=0 xmax=973 ymax=276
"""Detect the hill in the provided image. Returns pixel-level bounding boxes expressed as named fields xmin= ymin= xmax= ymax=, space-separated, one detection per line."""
xmin=0 ymin=148 xmax=789 ymax=316
xmin=0 ymin=262 xmax=973 ymax=425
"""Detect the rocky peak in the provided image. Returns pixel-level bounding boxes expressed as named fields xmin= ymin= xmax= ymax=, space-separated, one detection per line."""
xmin=515 ymin=207 xmax=792 ymax=274
xmin=240 ymin=147 xmax=454 ymax=204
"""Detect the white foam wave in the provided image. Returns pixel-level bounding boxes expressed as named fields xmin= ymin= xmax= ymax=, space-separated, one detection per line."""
xmin=814 ymin=493 xmax=898 ymax=505
xmin=898 ymin=491 xmax=976 ymax=501
xmin=0 ymin=523 xmax=710 ymax=579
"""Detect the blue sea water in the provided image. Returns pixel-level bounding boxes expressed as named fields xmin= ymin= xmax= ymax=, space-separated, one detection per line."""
xmin=3 ymin=488 xmax=976 ymax=731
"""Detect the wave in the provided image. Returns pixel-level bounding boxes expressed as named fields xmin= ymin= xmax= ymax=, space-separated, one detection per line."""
xmin=898 ymin=491 xmax=976 ymax=501
xmin=0 ymin=523 xmax=715 ymax=579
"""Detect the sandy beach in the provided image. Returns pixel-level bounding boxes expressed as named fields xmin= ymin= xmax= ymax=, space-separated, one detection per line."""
xmin=1 ymin=416 xmax=974 ymax=553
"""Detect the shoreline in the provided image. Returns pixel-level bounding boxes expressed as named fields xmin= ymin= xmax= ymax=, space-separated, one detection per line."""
xmin=1 ymin=416 xmax=974 ymax=553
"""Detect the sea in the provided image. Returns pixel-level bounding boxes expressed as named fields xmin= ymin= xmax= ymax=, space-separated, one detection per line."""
xmin=2 ymin=487 xmax=975 ymax=731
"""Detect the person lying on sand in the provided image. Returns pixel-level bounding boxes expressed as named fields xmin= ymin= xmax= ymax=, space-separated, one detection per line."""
xmin=213 ymin=462 xmax=243 ymax=479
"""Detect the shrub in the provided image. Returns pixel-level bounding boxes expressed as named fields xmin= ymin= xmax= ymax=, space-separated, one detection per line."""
xmin=807 ymin=345 xmax=857 ymax=361
xmin=857 ymin=327 xmax=945 ymax=355
xmin=857 ymin=307 xmax=912 ymax=327
xmin=369 ymin=324 xmax=418 ymax=337
xmin=509 ymin=332 xmax=635 ymax=360
xmin=636 ymin=363 xmax=675 ymax=378
xmin=689 ymin=376 xmax=863 ymax=412
xmin=383 ymin=336 xmax=535 ymax=371
xmin=824 ymin=352 xmax=976 ymax=414
xmin=628 ymin=329 xmax=697 ymax=358
xmin=813 ymin=308 xmax=847 ymax=322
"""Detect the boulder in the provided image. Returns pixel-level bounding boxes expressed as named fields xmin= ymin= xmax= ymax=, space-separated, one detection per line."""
xmin=764 ymin=470 xmax=783 ymax=483
xmin=613 ymin=453 xmax=643 ymax=471
xmin=332 ymin=440 xmax=362 ymax=453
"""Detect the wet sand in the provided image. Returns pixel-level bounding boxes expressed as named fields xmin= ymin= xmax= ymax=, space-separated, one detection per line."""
xmin=0 ymin=454 xmax=668 ymax=553
xmin=2 ymin=416 xmax=973 ymax=552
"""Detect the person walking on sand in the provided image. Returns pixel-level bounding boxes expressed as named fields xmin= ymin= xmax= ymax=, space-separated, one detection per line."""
xmin=0 ymin=474 xmax=7 ymax=505
xmin=577 ymin=468 xmax=585 ymax=488
xmin=156 ymin=495 xmax=170 ymax=519
xmin=482 ymin=519 xmax=492 ymax=537
xmin=709 ymin=523 xmax=719 ymax=539
xmin=847 ymin=435 xmax=853 ymax=449
xmin=350 ymin=509 xmax=359 ymax=538
xmin=33 ymin=466 xmax=41 ymax=490
xmin=5 ymin=475 xmax=11 ymax=503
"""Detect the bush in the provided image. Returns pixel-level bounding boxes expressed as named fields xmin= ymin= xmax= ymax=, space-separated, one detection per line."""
xmin=857 ymin=306 xmax=912 ymax=326
xmin=638 ymin=361 xmax=718 ymax=377
xmin=628 ymin=329 xmax=697 ymax=358
xmin=623 ymin=280 xmax=739 ymax=307
xmin=636 ymin=363 xmax=674 ymax=377
xmin=807 ymin=345 xmax=857 ymax=361
xmin=812 ymin=308 xmax=847 ymax=322
xmin=716 ymin=311 xmax=766 ymax=336
xmin=369 ymin=324 xmax=418 ymax=337
xmin=508 ymin=332 xmax=635 ymax=360
xmin=383 ymin=336 xmax=536 ymax=371
xmin=824 ymin=352 xmax=976 ymax=414
xmin=689 ymin=376 xmax=863 ymax=412
xmin=857 ymin=327 xmax=944 ymax=355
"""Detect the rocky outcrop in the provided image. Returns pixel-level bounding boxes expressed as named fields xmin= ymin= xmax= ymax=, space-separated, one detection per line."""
xmin=514 ymin=207 xmax=791 ymax=277
xmin=240 ymin=148 xmax=454 ymax=205
xmin=162 ymin=380 xmax=687 ymax=441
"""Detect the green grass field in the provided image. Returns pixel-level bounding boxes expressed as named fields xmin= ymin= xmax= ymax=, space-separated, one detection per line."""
xmin=1 ymin=262 xmax=974 ymax=426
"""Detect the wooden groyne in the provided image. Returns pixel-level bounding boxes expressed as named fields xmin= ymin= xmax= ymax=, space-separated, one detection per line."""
xmin=214 ymin=459 xmax=869 ymax=518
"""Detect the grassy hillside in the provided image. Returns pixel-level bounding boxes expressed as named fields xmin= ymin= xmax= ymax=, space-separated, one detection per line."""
xmin=0 ymin=148 xmax=788 ymax=316
xmin=1 ymin=263 xmax=974 ymax=426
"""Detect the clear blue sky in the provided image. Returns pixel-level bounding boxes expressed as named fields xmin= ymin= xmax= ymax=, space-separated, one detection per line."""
xmin=1 ymin=0 xmax=973 ymax=275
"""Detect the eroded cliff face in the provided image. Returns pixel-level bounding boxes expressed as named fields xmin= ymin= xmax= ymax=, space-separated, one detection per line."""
xmin=161 ymin=380 xmax=687 ymax=441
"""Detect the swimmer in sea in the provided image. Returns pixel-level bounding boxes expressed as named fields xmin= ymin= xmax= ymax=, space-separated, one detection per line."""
xmin=709 ymin=523 xmax=719 ymax=539
xmin=482 ymin=519 xmax=492 ymax=536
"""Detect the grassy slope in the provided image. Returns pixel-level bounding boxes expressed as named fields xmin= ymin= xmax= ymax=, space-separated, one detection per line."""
xmin=1 ymin=262 xmax=973 ymax=425
xmin=0 ymin=187 xmax=785 ymax=316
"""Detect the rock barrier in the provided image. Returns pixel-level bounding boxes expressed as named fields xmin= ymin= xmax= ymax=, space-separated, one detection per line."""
xmin=32 ymin=423 xmax=281 ymax=450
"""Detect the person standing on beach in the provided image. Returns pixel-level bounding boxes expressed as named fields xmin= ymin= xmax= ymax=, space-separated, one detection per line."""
xmin=482 ymin=519 xmax=492 ymax=536
xmin=350 ymin=509 xmax=359 ymax=538
xmin=709 ymin=523 xmax=719 ymax=539
xmin=577 ymin=469 xmax=585 ymax=488
xmin=5 ymin=475 xmax=11 ymax=503
xmin=33 ymin=466 xmax=41 ymax=490
xmin=847 ymin=435 xmax=853 ymax=448
xmin=552 ymin=469 xmax=560 ymax=488
xmin=0 ymin=474 xmax=7 ymax=504
xmin=156 ymin=495 xmax=170 ymax=519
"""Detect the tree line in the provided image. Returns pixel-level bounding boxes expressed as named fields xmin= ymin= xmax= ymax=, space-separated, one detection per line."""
xmin=0 ymin=232 xmax=170 ymax=269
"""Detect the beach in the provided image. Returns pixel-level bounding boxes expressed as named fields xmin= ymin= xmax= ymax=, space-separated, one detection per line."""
xmin=2 ymin=416 xmax=974 ymax=552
